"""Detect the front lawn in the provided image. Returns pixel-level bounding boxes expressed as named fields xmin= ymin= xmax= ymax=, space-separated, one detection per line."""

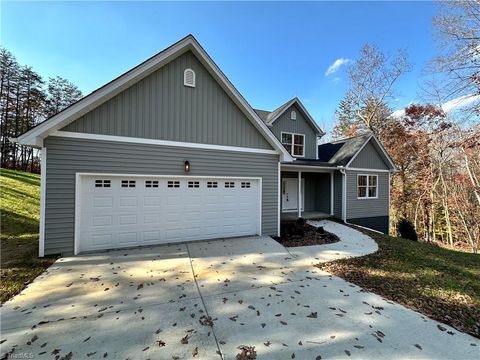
xmin=317 ymin=229 xmax=480 ymax=338
xmin=0 ymin=168 xmax=57 ymax=303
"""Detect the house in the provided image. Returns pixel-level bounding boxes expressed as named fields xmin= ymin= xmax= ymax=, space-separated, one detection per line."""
xmin=15 ymin=35 xmax=397 ymax=256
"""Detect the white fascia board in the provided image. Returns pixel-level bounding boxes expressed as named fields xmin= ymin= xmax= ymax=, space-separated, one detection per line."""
xmin=17 ymin=35 xmax=293 ymax=162
xmin=51 ymin=131 xmax=279 ymax=155
xmin=267 ymin=98 xmax=325 ymax=136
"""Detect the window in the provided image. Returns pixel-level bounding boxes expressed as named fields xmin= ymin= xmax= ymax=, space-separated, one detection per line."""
xmin=225 ymin=181 xmax=235 ymax=188
xmin=145 ymin=180 xmax=159 ymax=188
xmin=167 ymin=180 xmax=180 ymax=188
xmin=281 ymin=132 xmax=305 ymax=157
xmin=121 ymin=180 xmax=135 ymax=188
xmin=184 ymin=68 xmax=195 ymax=87
xmin=188 ymin=181 xmax=200 ymax=188
xmin=357 ymin=175 xmax=378 ymax=199
xmin=207 ymin=181 xmax=218 ymax=188
xmin=95 ymin=180 xmax=111 ymax=188
xmin=290 ymin=110 xmax=296 ymax=120
xmin=241 ymin=182 xmax=251 ymax=188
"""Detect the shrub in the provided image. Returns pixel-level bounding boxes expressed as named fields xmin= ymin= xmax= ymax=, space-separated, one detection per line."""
xmin=296 ymin=217 xmax=306 ymax=226
xmin=397 ymin=218 xmax=418 ymax=241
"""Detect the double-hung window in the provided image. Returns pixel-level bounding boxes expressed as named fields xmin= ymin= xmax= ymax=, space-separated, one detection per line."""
xmin=357 ymin=174 xmax=378 ymax=199
xmin=281 ymin=132 xmax=305 ymax=157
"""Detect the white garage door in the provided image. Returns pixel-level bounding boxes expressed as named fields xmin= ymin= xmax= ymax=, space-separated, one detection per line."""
xmin=76 ymin=175 xmax=261 ymax=253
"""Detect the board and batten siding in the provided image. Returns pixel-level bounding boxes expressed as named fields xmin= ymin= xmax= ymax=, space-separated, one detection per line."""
xmin=349 ymin=141 xmax=389 ymax=170
xmin=62 ymin=51 xmax=272 ymax=150
xmin=345 ymin=170 xmax=389 ymax=220
xmin=43 ymin=137 xmax=279 ymax=255
xmin=269 ymin=104 xmax=318 ymax=159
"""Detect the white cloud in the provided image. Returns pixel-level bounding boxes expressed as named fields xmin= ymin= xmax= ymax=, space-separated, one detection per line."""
xmin=441 ymin=94 xmax=480 ymax=113
xmin=332 ymin=77 xmax=341 ymax=84
xmin=325 ymin=58 xmax=350 ymax=76
xmin=391 ymin=94 xmax=480 ymax=118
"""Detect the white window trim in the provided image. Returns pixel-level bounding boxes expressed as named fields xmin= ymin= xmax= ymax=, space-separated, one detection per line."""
xmin=357 ymin=174 xmax=378 ymax=199
xmin=184 ymin=68 xmax=195 ymax=87
xmin=281 ymin=131 xmax=305 ymax=158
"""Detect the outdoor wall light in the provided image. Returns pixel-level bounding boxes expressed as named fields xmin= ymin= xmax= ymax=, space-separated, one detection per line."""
xmin=184 ymin=160 xmax=190 ymax=173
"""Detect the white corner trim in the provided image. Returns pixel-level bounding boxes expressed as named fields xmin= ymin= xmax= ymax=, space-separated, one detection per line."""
xmin=330 ymin=172 xmax=334 ymax=216
xmin=50 ymin=131 xmax=279 ymax=155
xmin=340 ymin=168 xmax=347 ymax=221
xmin=74 ymin=173 xmax=81 ymax=255
xmin=16 ymin=35 xmax=293 ymax=162
xmin=259 ymin=177 xmax=263 ymax=236
xmin=39 ymin=148 xmax=47 ymax=257
xmin=277 ymin=161 xmax=281 ymax=236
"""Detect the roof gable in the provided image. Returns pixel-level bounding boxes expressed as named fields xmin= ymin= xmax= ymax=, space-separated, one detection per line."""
xmin=317 ymin=133 xmax=397 ymax=170
xmin=60 ymin=51 xmax=273 ymax=150
xmin=255 ymin=98 xmax=325 ymax=136
xmin=16 ymin=35 xmax=292 ymax=161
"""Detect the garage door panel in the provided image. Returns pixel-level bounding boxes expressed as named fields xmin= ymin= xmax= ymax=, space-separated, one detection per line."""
xmin=78 ymin=175 xmax=261 ymax=252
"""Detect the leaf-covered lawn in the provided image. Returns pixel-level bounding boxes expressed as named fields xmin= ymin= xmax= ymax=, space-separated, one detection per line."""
xmin=0 ymin=168 xmax=57 ymax=303
xmin=317 ymin=229 xmax=480 ymax=338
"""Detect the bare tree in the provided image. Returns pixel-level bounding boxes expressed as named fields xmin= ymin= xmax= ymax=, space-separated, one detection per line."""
xmin=432 ymin=0 xmax=480 ymax=115
xmin=333 ymin=44 xmax=412 ymax=137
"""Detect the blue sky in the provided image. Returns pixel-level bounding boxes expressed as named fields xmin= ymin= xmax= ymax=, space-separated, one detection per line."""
xmin=2 ymin=1 xmax=438 ymax=133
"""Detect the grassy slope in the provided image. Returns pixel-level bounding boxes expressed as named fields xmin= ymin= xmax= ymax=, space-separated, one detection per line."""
xmin=0 ymin=168 xmax=56 ymax=303
xmin=318 ymin=230 xmax=480 ymax=338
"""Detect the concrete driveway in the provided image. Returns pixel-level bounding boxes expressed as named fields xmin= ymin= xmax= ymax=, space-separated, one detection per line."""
xmin=1 ymin=221 xmax=478 ymax=359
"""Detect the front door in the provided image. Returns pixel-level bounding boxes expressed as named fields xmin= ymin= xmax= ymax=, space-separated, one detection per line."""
xmin=282 ymin=178 xmax=304 ymax=212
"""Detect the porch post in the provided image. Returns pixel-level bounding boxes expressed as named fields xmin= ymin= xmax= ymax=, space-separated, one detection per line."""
xmin=298 ymin=171 xmax=302 ymax=218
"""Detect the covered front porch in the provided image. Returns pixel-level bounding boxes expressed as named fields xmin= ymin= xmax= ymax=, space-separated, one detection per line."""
xmin=281 ymin=163 xmax=337 ymax=221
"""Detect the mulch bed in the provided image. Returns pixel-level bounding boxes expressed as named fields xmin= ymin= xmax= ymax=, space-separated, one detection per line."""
xmin=274 ymin=218 xmax=340 ymax=247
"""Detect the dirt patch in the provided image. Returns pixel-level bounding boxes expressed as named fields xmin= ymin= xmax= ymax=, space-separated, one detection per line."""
xmin=274 ymin=219 xmax=340 ymax=247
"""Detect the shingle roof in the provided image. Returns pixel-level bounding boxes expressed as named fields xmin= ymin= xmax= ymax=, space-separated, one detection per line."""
xmin=318 ymin=133 xmax=372 ymax=166
xmin=254 ymin=98 xmax=293 ymax=124
xmin=253 ymin=109 xmax=271 ymax=123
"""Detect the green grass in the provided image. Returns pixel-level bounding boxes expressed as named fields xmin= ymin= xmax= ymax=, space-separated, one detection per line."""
xmin=318 ymin=229 xmax=480 ymax=338
xmin=0 ymin=168 xmax=56 ymax=303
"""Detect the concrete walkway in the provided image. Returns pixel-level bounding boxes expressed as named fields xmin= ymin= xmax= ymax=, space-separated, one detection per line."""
xmin=1 ymin=221 xmax=478 ymax=359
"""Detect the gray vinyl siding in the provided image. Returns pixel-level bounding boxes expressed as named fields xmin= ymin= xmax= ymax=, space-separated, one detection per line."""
xmin=333 ymin=171 xmax=343 ymax=219
xmin=43 ymin=137 xmax=279 ymax=255
xmin=61 ymin=51 xmax=272 ymax=150
xmin=269 ymin=104 xmax=318 ymax=159
xmin=349 ymin=141 xmax=389 ymax=170
xmin=304 ymin=173 xmax=331 ymax=213
xmin=345 ymin=170 xmax=389 ymax=219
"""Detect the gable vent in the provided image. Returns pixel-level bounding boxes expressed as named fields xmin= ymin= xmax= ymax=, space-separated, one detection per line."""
xmin=291 ymin=110 xmax=296 ymax=120
xmin=184 ymin=68 xmax=196 ymax=87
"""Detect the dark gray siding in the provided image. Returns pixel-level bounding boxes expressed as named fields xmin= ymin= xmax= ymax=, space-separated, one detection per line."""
xmin=333 ymin=171 xmax=343 ymax=219
xmin=44 ymin=137 xmax=279 ymax=255
xmin=269 ymin=104 xmax=318 ymax=159
xmin=348 ymin=216 xmax=389 ymax=234
xmin=349 ymin=141 xmax=389 ymax=169
xmin=345 ymin=170 xmax=389 ymax=219
xmin=62 ymin=51 xmax=272 ymax=150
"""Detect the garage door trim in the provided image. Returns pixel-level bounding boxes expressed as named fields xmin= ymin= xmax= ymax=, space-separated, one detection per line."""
xmin=74 ymin=172 xmax=263 ymax=255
